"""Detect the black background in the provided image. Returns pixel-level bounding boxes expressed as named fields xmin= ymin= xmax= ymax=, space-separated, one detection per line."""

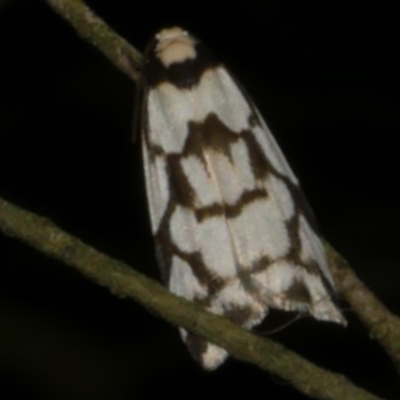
xmin=0 ymin=1 xmax=399 ymax=399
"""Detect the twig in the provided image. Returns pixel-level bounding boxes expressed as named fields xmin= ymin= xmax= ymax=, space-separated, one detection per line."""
xmin=327 ymin=243 xmax=400 ymax=374
xmin=43 ymin=0 xmax=142 ymax=81
xmin=0 ymin=197 xmax=382 ymax=400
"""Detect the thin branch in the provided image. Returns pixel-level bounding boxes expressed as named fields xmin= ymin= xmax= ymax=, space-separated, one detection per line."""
xmin=327 ymin=243 xmax=400 ymax=374
xmin=0 ymin=197 xmax=382 ymax=400
xmin=43 ymin=0 xmax=142 ymax=81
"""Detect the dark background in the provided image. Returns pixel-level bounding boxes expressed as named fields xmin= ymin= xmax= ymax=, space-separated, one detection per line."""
xmin=0 ymin=1 xmax=399 ymax=399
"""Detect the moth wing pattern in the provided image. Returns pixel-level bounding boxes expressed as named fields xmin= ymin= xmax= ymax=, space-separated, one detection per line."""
xmin=140 ymin=27 xmax=346 ymax=370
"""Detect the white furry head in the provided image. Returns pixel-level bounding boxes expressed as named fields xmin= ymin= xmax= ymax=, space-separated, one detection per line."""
xmin=155 ymin=27 xmax=197 ymax=67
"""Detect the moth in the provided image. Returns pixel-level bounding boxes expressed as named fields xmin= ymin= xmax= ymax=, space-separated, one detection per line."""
xmin=138 ymin=27 xmax=346 ymax=370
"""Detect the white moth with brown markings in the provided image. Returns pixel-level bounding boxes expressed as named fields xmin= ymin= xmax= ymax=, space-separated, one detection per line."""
xmin=139 ymin=27 xmax=346 ymax=370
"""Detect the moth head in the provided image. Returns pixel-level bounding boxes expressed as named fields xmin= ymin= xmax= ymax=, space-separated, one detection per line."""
xmin=155 ymin=26 xmax=197 ymax=67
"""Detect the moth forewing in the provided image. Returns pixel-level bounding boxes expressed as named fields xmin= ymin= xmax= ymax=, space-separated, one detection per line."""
xmin=140 ymin=26 xmax=346 ymax=370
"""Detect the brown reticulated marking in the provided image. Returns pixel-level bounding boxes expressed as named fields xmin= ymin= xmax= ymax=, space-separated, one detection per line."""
xmin=153 ymin=203 xmax=177 ymax=283
xmin=284 ymin=213 xmax=321 ymax=277
xmin=251 ymin=254 xmax=273 ymax=274
xmin=155 ymin=201 xmax=228 ymax=294
xmin=180 ymin=251 xmax=227 ymax=295
xmin=280 ymin=173 xmax=319 ymax=232
xmin=285 ymin=213 xmax=301 ymax=261
xmin=284 ymin=280 xmax=312 ymax=303
xmin=150 ymin=112 xmax=246 ymax=210
xmin=184 ymin=113 xmax=240 ymax=163
xmin=162 ymin=112 xmax=271 ymax=213
xmin=242 ymin=131 xmax=274 ymax=180
xmin=166 ymin=154 xmax=197 ymax=208
xmin=195 ymin=188 xmax=268 ymax=222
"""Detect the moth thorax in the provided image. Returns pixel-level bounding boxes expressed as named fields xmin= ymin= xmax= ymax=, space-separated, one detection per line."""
xmin=155 ymin=26 xmax=197 ymax=67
